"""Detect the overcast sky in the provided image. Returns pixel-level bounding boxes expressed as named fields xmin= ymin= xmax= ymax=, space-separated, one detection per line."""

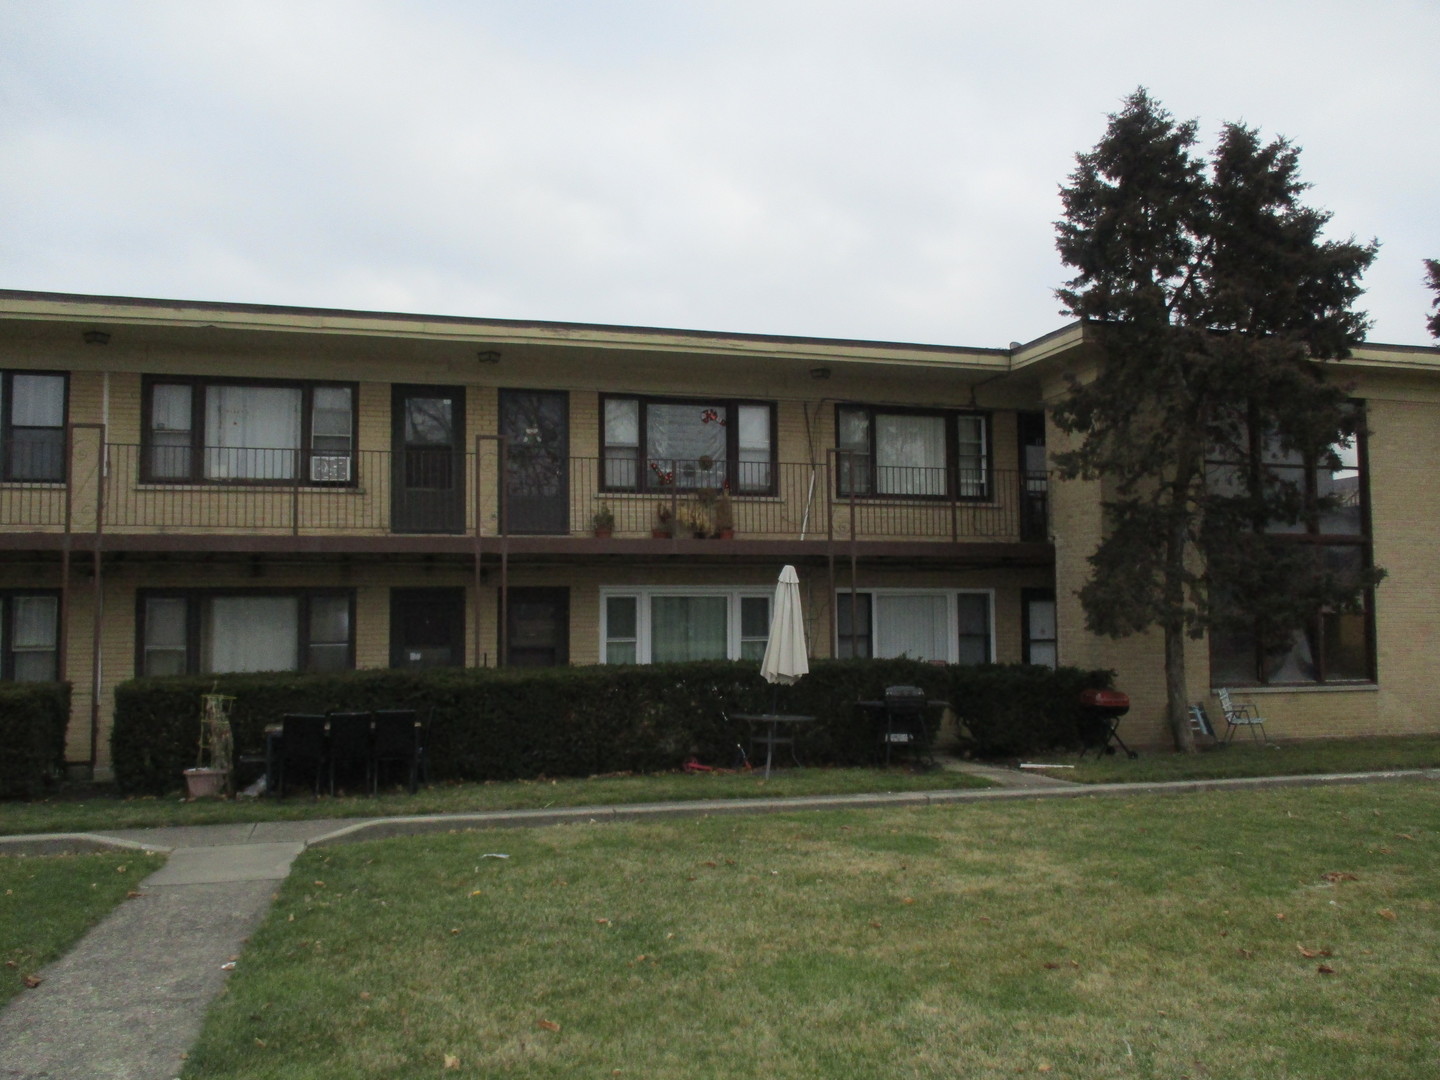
xmin=2 ymin=1 xmax=1436 ymax=348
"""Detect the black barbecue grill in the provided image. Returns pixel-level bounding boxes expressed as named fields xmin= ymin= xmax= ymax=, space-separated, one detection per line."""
xmin=1077 ymin=688 xmax=1137 ymax=759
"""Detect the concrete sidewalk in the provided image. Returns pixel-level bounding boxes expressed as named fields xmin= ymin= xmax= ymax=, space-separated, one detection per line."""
xmin=0 ymin=762 xmax=1434 ymax=1079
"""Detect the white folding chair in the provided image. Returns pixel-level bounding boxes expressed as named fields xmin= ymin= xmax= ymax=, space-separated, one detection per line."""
xmin=1217 ymin=688 xmax=1268 ymax=743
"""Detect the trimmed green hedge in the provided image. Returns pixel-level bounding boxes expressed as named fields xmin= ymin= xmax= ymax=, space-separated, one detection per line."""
xmin=0 ymin=682 xmax=70 ymax=798
xmin=110 ymin=661 xmax=1113 ymax=795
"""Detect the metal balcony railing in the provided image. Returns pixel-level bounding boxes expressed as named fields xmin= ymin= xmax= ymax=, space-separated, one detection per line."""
xmin=0 ymin=438 xmax=1049 ymax=544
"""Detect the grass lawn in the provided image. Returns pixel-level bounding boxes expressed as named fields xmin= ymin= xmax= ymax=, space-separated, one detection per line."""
xmin=1024 ymin=734 xmax=1440 ymax=785
xmin=0 ymin=767 xmax=985 ymax=837
xmin=183 ymin=781 xmax=1440 ymax=1079
xmin=0 ymin=849 xmax=166 ymax=1005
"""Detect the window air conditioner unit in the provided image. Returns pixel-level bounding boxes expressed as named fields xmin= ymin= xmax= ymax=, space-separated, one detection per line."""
xmin=310 ymin=454 xmax=351 ymax=483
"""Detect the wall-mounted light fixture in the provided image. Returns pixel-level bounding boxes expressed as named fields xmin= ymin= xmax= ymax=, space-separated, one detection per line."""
xmin=83 ymin=330 xmax=111 ymax=346
xmin=477 ymin=350 xmax=501 ymax=365
xmin=809 ymin=366 xmax=832 ymax=380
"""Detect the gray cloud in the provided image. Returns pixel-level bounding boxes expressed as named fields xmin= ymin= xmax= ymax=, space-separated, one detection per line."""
xmin=2 ymin=0 xmax=1436 ymax=345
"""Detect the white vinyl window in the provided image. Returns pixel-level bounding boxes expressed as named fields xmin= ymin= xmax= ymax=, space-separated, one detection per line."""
xmin=835 ymin=589 xmax=994 ymax=664
xmin=601 ymin=587 xmax=772 ymax=664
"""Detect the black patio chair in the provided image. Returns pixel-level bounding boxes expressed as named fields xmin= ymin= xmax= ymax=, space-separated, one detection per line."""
xmin=372 ymin=709 xmax=420 ymax=794
xmin=326 ymin=711 xmax=374 ymax=795
xmin=277 ymin=713 xmax=328 ymax=798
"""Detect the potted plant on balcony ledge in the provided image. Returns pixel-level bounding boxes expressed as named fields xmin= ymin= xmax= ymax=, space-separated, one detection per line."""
xmin=184 ymin=691 xmax=235 ymax=799
xmin=652 ymin=503 xmax=675 ymax=538
xmin=592 ymin=504 xmax=615 ymax=538
xmin=713 ymin=490 xmax=735 ymax=539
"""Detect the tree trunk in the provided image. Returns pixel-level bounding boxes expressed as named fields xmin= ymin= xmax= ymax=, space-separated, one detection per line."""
xmin=1165 ymin=504 xmax=1196 ymax=753
xmin=1165 ymin=619 xmax=1195 ymax=752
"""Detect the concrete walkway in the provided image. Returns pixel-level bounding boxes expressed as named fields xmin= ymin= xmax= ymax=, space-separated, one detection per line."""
xmin=1 ymin=762 xmax=1434 ymax=1079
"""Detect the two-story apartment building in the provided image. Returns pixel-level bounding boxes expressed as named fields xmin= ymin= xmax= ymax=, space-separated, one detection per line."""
xmin=1 ymin=290 xmax=1436 ymax=778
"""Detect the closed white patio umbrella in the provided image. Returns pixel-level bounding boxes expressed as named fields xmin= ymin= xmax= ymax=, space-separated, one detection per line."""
xmin=750 ymin=565 xmax=811 ymax=777
xmin=760 ymin=564 xmax=809 ymax=694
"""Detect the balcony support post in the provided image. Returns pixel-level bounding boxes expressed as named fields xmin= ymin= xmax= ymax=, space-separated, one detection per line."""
xmin=472 ymin=434 xmax=508 ymax=668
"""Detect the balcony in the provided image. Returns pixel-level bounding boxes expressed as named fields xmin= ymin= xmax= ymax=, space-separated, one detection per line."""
xmin=0 ymin=437 xmax=1050 ymax=555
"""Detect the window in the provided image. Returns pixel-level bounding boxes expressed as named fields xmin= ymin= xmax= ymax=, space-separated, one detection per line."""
xmin=137 ymin=590 xmax=354 ymax=676
xmin=144 ymin=378 xmax=356 ymax=483
xmin=836 ymin=406 xmax=989 ymax=499
xmin=0 ymin=592 xmax=60 ymax=681
xmin=1022 ymin=590 xmax=1057 ymax=669
xmin=601 ymin=587 xmax=772 ymax=664
xmin=602 ymin=396 xmax=775 ymax=494
xmin=835 ymin=590 xmax=993 ymax=663
xmin=1 ymin=372 xmax=67 ymax=482
xmin=1205 ymin=408 xmax=1375 ymax=685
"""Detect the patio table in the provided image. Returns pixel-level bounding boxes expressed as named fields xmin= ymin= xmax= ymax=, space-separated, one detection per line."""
xmin=731 ymin=713 xmax=814 ymax=779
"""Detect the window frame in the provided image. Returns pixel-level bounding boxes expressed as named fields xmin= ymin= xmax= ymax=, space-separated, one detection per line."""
xmin=0 ymin=590 xmax=61 ymax=682
xmin=833 ymin=589 xmax=995 ymax=664
xmin=1204 ymin=405 xmax=1377 ymax=687
xmin=1021 ymin=588 xmax=1058 ymax=669
xmin=599 ymin=394 xmax=778 ymax=496
xmin=0 ymin=370 xmax=68 ymax=483
xmin=135 ymin=588 xmax=356 ymax=676
xmin=599 ymin=585 xmax=775 ymax=664
xmin=140 ymin=375 xmax=359 ymax=486
xmin=834 ymin=404 xmax=992 ymax=501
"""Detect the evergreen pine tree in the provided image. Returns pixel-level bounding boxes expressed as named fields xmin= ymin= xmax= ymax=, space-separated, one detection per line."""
xmin=1053 ymin=89 xmax=1379 ymax=750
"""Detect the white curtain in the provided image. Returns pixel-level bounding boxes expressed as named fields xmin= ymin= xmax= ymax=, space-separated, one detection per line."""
xmin=876 ymin=415 xmax=946 ymax=496
xmin=204 ymin=596 xmax=299 ymax=672
xmin=651 ymin=595 xmax=727 ymax=662
xmin=205 ymin=386 xmax=301 ymax=479
xmin=874 ymin=594 xmax=948 ymax=661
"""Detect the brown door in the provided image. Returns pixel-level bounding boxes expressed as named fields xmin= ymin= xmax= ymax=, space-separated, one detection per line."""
xmin=505 ymin=587 xmax=569 ymax=667
xmin=390 ymin=588 xmax=465 ymax=668
xmin=500 ymin=390 xmax=569 ymax=534
xmin=392 ymin=385 xmax=465 ymax=533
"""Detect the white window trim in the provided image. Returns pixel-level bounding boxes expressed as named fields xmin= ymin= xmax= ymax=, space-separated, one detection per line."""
xmin=833 ymin=588 xmax=995 ymax=664
xmin=599 ymin=585 xmax=774 ymax=664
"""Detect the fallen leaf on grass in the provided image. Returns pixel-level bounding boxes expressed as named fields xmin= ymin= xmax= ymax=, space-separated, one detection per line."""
xmin=1274 ymin=913 xmax=1286 ymax=921
xmin=537 ymin=1019 xmax=561 ymax=1032
xmin=443 ymin=1053 xmax=460 ymax=1068
xmin=116 ymin=865 xmax=127 ymax=874
xmin=22 ymin=974 xmax=41 ymax=989
xmin=1296 ymin=944 xmax=1332 ymax=959
xmin=595 ymin=918 xmax=611 ymax=926
xmin=1396 ymin=833 xmax=1416 ymax=841
xmin=901 ymin=897 xmax=915 ymax=905
xmin=126 ymin=891 xmax=144 ymax=899
xmin=469 ymin=890 xmax=483 ymax=897
xmin=3 ymin=961 xmax=14 ymax=968
xmin=1320 ymin=872 xmax=1358 ymax=883
xmin=1377 ymin=908 xmax=1397 ymax=921
xmin=1043 ymin=962 xmax=1061 ymax=970
xmin=1317 ymin=964 xmax=1336 ymax=975
xmin=869 ymin=921 xmax=882 ymax=929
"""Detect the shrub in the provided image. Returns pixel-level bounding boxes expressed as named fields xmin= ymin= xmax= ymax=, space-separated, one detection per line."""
xmin=109 ymin=661 xmax=1111 ymax=794
xmin=0 ymin=682 xmax=70 ymax=798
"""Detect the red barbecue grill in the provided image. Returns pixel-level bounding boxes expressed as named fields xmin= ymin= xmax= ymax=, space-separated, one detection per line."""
xmin=1078 ymin=689 xmax=1137 ymax=759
